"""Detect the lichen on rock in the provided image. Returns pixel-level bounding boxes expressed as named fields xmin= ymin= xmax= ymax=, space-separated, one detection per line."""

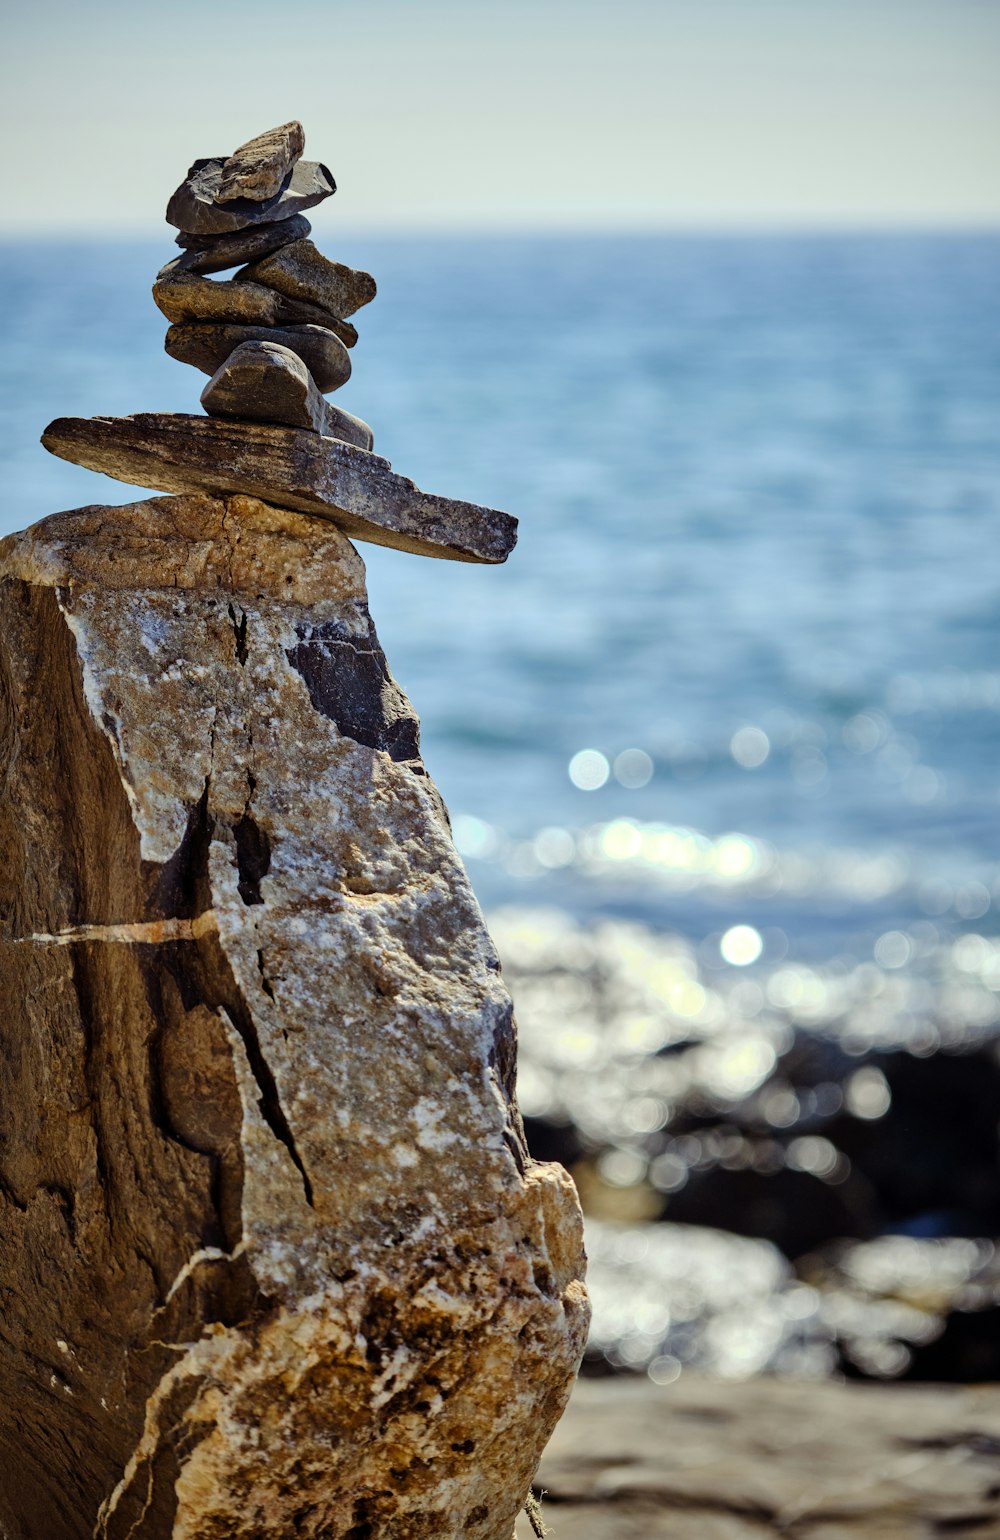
xmin=0 ymin=493 xmax=588 ymax=1540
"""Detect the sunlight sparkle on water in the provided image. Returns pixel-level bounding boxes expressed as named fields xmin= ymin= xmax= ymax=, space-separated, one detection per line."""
xmin=568 ymin=749 xmax=610 ymax=790
xmin=720 ymin=924 xmax=764 ymax=966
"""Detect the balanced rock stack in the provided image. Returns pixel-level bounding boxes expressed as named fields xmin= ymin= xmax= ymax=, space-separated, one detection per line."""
xmin=42 ymin=121 xmax=518 ymax=565
xmin=0 ymin=126 xmax=588 ymax=1540
xmin=158 ymin=122 xmax=375 ymax=451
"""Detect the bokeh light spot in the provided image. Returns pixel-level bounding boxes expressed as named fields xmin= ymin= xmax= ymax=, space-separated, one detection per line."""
xmin=569 ymin=749 xmax=610 ymax=790
xmin=730 ymin=725 xmax=770 ymax=769
xmin=720 ymin=924 xmax=764 ymax=966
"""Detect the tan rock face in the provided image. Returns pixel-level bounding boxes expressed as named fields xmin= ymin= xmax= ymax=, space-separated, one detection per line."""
xmin=0 ymin=493 xmax=588 ymax=1540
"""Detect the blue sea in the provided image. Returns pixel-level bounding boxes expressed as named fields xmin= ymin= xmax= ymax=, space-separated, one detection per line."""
xmin=4 ymin=233 xmax=1000 ymax=1378
xmin=4 ymin=233 xmax=1000 ymax=959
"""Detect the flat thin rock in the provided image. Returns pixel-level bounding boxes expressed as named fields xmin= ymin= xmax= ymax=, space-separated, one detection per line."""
xmin=153 ymin=267 xmax=358 ymax=348
xmin=215 ymin=120 xmax=305 ymax=204
xmin=201 ymin=341 xmax=373 ymax=449
xmin=172 ymin=215 xmax=311 ymax=274
xmin=165 ymin=323 xmax=352 ymax=393
xmin=240 ymin=239 xmax=376 ymax=320
xmin=167 ymin=157 xmax=334 ymax=237
xmin=41 ymin=414 xmax=518 ymax=564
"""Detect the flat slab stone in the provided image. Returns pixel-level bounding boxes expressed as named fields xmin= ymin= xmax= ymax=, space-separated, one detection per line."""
xmin=165 ymin=322 xmax=352 ymax=393
xmin=173 ymin=215 xmax=312 ymax=274
xmin=240 ymin=240 xmax=376 ymax=320
xmin=201 ymin=341 xmax=374 ymax=449
xmin=41 ymin=415 xmax=517 ymax=564
xmin=167 ymin=157 xmax=334 ymax=237
xmin=215 ymin=120 xmax=305 ymax=204
xmin=154 ymin=267 xmax=358 ymax=348
xmin=515 ymin=1375 xmax=1000 ymax=1539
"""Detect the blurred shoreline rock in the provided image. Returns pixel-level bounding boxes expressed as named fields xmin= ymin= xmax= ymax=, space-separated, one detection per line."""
xmin=514 ymin=1374 xmax=1000 ymax=1539
xmin=494 ymin=907 xmax=1000 ymax=1384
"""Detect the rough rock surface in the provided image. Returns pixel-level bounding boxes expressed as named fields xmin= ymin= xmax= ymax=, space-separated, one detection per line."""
xmin=167 ymin=158 xmax=335 ymax=237
xmin=201 ymin=341 xmax=374 ymax=448
xmin=153 ymin=267 xmax=358 ymax=348
xmin=174 ymin=215 xmax=312 ymax=272
xmin=41 ymin=415 xmax=519 ymax=563
xmin=240 ymin=240 xmax=376 ymax=320
xmin=515 ymin=1376 xmax=1000 ymax=1539
xmin=166 ymin=322 xmax=353 ymax=390
xmin=0 ymin=493 xmax=588 ymax=1540
xmin=215 ymin=121 xmax=305 ymax=204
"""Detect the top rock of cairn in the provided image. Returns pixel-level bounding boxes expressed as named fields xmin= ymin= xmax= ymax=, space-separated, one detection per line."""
xmin=42 ymin=123 xmax=517 ymax=564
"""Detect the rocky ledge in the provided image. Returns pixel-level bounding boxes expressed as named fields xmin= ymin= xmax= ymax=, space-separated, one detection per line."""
xmin=515 ymin=1375 xmax=1000 ymax=1539
xmin=0 ymin=493 xmax=586 ymax=1540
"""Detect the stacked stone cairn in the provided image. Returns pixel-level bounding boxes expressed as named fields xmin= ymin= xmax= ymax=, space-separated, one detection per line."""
xmin=42 ymin=121 xmax=517 ymax=566
xmin=17 ymin=119 xmax=587 ymax=1540
xmin=157 ymin=121 xmax=376 ymax=452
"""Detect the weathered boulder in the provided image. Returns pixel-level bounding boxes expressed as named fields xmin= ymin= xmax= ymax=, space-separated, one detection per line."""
xmin=0 ymin=493 xmax=588 ymax=1540
xmin=167 ymin=158 xmax=335 ymax=237
xmin=166 ymin=321 xmax=353 ymax=389
xmin=240 ymin=240 xmax=376 ymax=320
xmin=154 ymin=267 xmax=358 ymax=348
xmin=201 ymin=341 xmax=374 ymax=448
xmin=215 ymin=121 xmax=306 ymax=204
xmin=174 ymin=215 xmax=312 ymax=273
xmin=41 ymin=415 xmax=519 ymax=563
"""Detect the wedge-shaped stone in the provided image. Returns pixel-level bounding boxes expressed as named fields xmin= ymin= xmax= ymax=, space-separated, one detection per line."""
xmin=166 ymin=323 xmax=352 ymax=392
xmin=41 ymin=415 xmax=518 ymax=563
xmin=173 ymin=215 xmax=312 ymax=273
xmin=154 ymin=266 xmax=358 ymax=347
xmin=167 ymin=157 xmax=334 ymax=237
xmin=201 ymin=341 xmax=374 ymax=449
xmin=215 ymin=120 xmax=305 ymax=204
xmin=241 ymin=239 xmax=376 ymax=320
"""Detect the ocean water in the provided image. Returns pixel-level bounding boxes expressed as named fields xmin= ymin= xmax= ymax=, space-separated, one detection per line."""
xmin=4 ymin=232 xmax=1000 ymax=958
xmin=4 ymin=233 xmax=1000 ymax=1377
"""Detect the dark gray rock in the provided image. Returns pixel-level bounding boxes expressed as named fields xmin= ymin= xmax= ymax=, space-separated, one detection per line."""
xmin=173 ymin=216 xmax=312 ymax=274
xmin=153 ymin=267 xmax=358 ymax=348
xmin=240 ymin=240 xmax=376 ymax=320
xmin=41 ymin=414 xmax=518 ymax=564
xmin=166 ymin=157 xmax=335 ymax=237
xmin=215 ymin=121 xmax=305 ymax=204
xmin=165 ymin=323 xmax=353 ymax=393
xmin=200 ymin=341 xmax=373 ymax=450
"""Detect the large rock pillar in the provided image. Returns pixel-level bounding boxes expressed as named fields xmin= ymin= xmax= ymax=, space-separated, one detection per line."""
xmin=0 ymin=493 xmax=588 ymax=1540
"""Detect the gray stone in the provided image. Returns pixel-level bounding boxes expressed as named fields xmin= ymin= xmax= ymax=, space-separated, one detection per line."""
xmin=41 ymin=414 xmax=519 ymax=564
xmin=215 ymin=121 xmax=305 ymax=204
xmin=165 ymin=323 xmax=353 ymax=393
xmin=173 ymin=215 xmax=312 ymax=274
xmin=201 ymin=341 xmax=374 ymax=449
xmin=153 ymin=266 xmax=359 ymax=348
xmin=166 ymin=157 xmax=335 ymax=238
xmin=240 ymin=240 xmax=376 ymax=320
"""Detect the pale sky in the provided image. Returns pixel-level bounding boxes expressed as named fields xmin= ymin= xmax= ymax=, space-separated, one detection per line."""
xmin=2 ymin=0 xmax=999 ymax=232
